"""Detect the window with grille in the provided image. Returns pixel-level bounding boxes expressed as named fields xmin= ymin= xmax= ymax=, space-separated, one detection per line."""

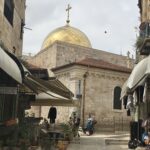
xmin=113 ymin=86 xmax=122 ymax=110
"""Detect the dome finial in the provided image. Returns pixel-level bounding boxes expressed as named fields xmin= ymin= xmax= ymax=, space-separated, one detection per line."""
xmin=66 ymin=4 xmax=72 ymax=25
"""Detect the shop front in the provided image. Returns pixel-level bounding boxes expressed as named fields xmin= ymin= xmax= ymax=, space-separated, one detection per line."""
xmin=121 ymin=55 xmax=150 ymax=148
xmin=0 ymin=46 xmax=75 ymax=147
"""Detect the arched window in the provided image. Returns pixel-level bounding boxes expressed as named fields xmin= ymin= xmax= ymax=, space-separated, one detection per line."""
xmin=113 ymin=86 xmax=122 ymax=110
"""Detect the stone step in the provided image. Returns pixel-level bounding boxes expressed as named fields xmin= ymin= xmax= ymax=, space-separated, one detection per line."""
xmin=105 ymin=138 xmax=128 ymax=145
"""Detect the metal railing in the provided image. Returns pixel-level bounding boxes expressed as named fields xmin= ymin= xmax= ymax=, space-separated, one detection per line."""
xmin=96 ymin=117 xmax=131 ymax=132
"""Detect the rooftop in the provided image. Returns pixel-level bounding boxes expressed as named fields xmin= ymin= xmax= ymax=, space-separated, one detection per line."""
xmin=52 ymin=58 xmax=132 ymax=73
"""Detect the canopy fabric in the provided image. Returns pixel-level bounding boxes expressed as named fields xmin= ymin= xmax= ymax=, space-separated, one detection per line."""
xmin=23 ymin=75 xmax=76 ymax=106
xmin=36 ymin=92 xmax=69 ymax=100
xmin=0 ymin=47 xmax=74 ymax=106
xmin=23 ymin=76 xmax=47 ymax=94
xmin=121 ymin=55 xmax=150 ymax=98
xmin=31 ymin=99 xmax=79 ymax=107
xmin=127 ymin=56 xmax=150 ymax=89
xmin=31 ymin=92 xmax=79 ymax=107
xmin=48 ymin=78 xmax=72 ymax=94
xmin=0 ymin=47 xmax=22 ymax=83
xmin=24 ymin=75 xmax=74 ymax=99
xmin=45 ymin=79 xmax=74 ymax=98
xmin=120 ymin=80 xmax=130 ymax=99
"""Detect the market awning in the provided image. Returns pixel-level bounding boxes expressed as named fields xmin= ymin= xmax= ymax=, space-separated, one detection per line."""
xmin=126 ymin=56 xmax=150 ymax=89
xmin=30 ymin=92 xmax=79 ymax=107
xmin=121 ymin=55 xmax=150 ymax=98
xmin=0 ymin=47 xmax=22 ymax=83
xmin=23 ymin=75 xmax=76 ymax=106
xmin=0 ymin=46 xmax=75 ymax=106
xmin=120 ymin=80 xmax=130 ymax=99
xmin=23 ymin=75 xmax=74 ymax=99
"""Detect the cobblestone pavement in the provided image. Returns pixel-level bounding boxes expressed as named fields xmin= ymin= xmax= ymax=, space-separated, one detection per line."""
xmin=67 ymin=133 xmax=128 ymax=150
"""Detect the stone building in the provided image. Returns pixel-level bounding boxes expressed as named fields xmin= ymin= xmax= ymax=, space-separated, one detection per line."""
xmin=27 ymin=6 xmax=134 ymax=129
xmin=0 ymin=1 xmax=75 ymax=144
xmin=138 ymin=0 xmax=150 ymax=22
xmin=0 ymin=0 xmax=25 ymax=56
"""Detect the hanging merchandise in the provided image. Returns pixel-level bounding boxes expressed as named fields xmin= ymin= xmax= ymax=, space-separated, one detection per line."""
xmin=133 ymin=91 xmax=138 ymax=105
xmin=127 ymin=94 xmax=133 ymax=109
xmin=127 ymin=94 xmax=136 ymax=114
xmin=127 ymin=109 xmax=131 ymax=116
xmin=123 ymin=96 xmax=128 ymax=109
xmin=143 ymin=82 xmax=148 ymax=103
xmin=48 ymin=106 xmax=57 ymax=124
xmin=136 ymin=86 xmax=144 ymax=103
xmin=142 ymin=113 xmax=150 ymax=131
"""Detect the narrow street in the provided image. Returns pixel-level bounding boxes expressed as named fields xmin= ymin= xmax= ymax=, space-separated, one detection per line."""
xmin=0 ymin=1 xmax=148 ymax=150
xmin=67 ymin=133 xmax=129 ymax=150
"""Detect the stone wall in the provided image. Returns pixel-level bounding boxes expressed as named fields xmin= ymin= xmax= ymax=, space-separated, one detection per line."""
xmin=0 ymin=0 xmax=25 ymax=56
xmin=28 ymin=44 xmax=57 ymax=76
xmin=84 ymin=68 xmax=128 ymax=120
xmin=55 ymin=41 xmax=133 ymax=68
xmin=28 ymin=41 xmax=134 ymax=71
xmin=140 ymin=0 xmax=150 ymax=22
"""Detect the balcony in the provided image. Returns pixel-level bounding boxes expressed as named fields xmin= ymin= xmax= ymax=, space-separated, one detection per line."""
xmin=137 ymin=22 xmax=150 ymax=55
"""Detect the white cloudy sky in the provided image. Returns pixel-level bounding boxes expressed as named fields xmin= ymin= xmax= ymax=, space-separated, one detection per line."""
xmin=23 ymin=0 xmax=140 ymax=56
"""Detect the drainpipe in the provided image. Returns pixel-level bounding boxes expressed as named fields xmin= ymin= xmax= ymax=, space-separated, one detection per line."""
xmin=82 ymin=71 xmax=89 ymax=128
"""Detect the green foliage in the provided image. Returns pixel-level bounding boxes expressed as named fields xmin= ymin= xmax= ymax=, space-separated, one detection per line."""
xmin=60 ymin=123 xmax=73 ymax=141
xmin=60 ymin=123 xmax=72 ymax=134
xmin=135 ymin=36 xmax=145 ymax=49
xmin=19 ymin=122 xmax=31 ymax=139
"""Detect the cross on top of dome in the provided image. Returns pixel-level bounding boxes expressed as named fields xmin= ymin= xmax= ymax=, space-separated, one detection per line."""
xmin=66 ymin=4 xmax=72 ymax=25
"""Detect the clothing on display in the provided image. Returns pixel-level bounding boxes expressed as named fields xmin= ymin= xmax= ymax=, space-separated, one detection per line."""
xmin=143 ymin=82 xmax=148 ymax=103
xmin=48 ymin=106 xmax=57 ymax=124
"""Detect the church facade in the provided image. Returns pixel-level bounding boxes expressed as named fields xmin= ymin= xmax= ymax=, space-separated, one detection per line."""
xmin=27 ymin=4 xmax=134 ymax=129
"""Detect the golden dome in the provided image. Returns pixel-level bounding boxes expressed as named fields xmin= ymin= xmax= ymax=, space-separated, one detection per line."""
xmin=41 ymin=25 xmax=92 ymax=50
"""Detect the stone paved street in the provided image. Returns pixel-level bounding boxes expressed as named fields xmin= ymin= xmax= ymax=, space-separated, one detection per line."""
xmin=67 ymin=133 xmax=129 ymax=150
xmin=2 ymin=133 xmax=146 ymax=150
